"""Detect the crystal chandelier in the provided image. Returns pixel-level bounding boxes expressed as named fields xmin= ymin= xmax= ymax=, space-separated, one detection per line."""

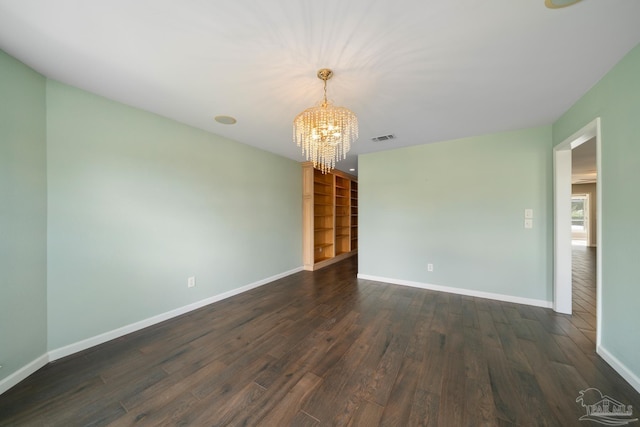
xmin=293 ymin=68 xmax=358 ymax=174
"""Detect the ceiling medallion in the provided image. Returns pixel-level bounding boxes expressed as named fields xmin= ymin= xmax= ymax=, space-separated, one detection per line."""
xmin=214 ymin=115 xmax=237 ymax=125
xmin=293 ymin=68 xmax=358 ymax=173
xmin=545 ymin=0 xmax=582 ymax=9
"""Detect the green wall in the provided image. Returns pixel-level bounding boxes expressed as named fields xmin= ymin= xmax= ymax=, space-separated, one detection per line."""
xmin=0 ymin=51 xmax=48 ymax=381
xmin=553 ymin=43 xmax=640 ymax=378
xmin=359 ymin=126 xmax=553 ymax=303
xmin=1 ymin=48 xmax=302 ymax=385
xmin=46 ymin=81 xmax=302 ymax=349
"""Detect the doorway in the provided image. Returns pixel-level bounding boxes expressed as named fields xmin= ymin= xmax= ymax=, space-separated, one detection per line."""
xmin=553 ymin=118 xmax=601 ymax=346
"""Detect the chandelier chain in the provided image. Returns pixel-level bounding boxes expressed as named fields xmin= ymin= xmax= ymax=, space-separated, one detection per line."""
xmin=323 ymin=78 xmax=328 ymax=106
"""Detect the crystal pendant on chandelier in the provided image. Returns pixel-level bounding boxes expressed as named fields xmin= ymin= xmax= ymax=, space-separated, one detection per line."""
xmin=293 ymin=68 xmax=358 ymax=174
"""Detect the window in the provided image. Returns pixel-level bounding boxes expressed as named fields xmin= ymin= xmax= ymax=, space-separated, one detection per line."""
xmin=571 ymin=196 xmax=587 ymax=231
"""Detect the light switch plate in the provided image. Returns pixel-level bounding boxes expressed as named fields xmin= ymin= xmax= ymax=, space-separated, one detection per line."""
xmin=524 ymin=219 xmax=533 ymax=229
xmin=525 ymin=209 xmax=533 ymax=219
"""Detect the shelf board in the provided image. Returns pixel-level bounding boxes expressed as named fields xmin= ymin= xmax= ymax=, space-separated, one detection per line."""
xmin=314 ymin=243 xmax=333 ymax=249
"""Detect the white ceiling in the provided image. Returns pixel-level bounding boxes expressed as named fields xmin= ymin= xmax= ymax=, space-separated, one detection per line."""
xmin=1 ymin=1 xmax=640 ymax=174
xmin=572 ymin=137 xmax=597 ymax=184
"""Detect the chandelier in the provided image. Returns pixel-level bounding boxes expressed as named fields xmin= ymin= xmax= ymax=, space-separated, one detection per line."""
xmin=293 ymin=68 xmax=358 ymax=173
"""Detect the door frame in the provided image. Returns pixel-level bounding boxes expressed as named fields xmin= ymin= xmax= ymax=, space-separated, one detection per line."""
xmin=553 ymin=117 xmax=602 ymax=345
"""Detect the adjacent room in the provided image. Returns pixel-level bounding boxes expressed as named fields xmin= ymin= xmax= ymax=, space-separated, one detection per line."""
xmin=1 ymin=0 xmax=640 ymax=425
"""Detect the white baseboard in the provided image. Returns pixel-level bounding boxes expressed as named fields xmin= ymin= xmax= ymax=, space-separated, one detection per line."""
xmin=357 ymin=274 xmax=553 ymax=309
xmin=597 ymin=345 xmax=640 ymax=394
xmin=5 ymin=270 xmax=639 ymax=402
xmin=0 ymin=354 xmax=49 ymax=396
xmin=49 ymin=266 xmax=303 ymax=361
xmin=2 ymin=266 xmax=302 ymax=396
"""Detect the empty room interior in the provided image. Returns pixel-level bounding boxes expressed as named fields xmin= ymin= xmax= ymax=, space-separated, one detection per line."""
xmin=1 ymin=1 xmax=640 ymax=425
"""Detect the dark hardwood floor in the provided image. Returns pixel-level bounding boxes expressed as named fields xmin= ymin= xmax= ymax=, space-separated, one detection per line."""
xmin=571 ymin=245 xmax=597 ymax=341
xmin=1 ymin=250 xmax=638 ymax=426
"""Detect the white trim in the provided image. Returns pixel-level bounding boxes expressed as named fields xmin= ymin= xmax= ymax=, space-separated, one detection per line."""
xmin=595 ymin=121 xmax=603 ymax=348
xmin=552 ymin=117 xmax=602 ymax=341
xmin=0 ymin=354 xmax=49 ymax=395
xmin=47 ymin=266 xmax=303 ymax=361
xmin=553 ymin=146 xmax=573 ymax=314
xmin=2 ymin=266 xmax=302 ymax=395
xmin=357 ymin=274 xmax=553 ymax=308
xmin=597 ymin=345 xmax=640 ymax=394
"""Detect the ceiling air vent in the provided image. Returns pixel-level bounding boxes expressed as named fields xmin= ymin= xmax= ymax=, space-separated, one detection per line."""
xmin=371 ymin=134 xmax=396 ymax=142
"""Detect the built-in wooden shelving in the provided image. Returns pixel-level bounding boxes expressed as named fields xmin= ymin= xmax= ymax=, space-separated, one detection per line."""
xmin=302 ymin=162 xmax=358 ymax=271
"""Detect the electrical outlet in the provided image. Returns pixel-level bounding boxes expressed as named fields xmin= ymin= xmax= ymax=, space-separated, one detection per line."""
xmin=427 ymin=263 xmax=434 ymax=272
xmin=187 ymin=276 xmax=196 ymax=288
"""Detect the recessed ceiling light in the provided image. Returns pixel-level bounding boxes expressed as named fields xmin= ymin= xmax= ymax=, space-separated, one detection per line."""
xmin=214 ymin=115 xmax=237 ymax=125
xmin=349 ymin=168 xmax=355 ymax=172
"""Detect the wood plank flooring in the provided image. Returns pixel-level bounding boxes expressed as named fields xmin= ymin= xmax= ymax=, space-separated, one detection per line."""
xmin=1 ymin=248 xmax=639 ymax=426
